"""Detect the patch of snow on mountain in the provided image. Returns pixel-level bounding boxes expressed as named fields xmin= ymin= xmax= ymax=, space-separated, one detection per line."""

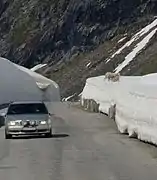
xmin=118 ymin=37 xmax=127 ymax=43
xmin=115 ymin=27 xmax=157 ymax=73
xmin=31 ymin=64 xmax=47 ymax=71
xmin=135 ymin=18 xmax=157 ymax=38
xmin=106 ymin=18 xmax=157 ymax=63
xmin=86 ymin=62 xmax=91 ymax=68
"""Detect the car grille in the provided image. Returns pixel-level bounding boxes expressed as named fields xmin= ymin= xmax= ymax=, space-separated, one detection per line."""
xmin=9 ymin=129 xmax=20 ymax=133
xmin=15 ymin=121 xmax=22 ymax=126
xmin=23 ymin=120 xmax=38 ymax=127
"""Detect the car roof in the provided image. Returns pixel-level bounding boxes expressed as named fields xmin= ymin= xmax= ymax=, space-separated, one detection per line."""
xmin=10 ymin=101 xmax=45 ymax=105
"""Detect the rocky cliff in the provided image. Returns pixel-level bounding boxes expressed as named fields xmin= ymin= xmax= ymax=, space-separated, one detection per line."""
xmin=0 ymin=0 xmax=157 ymax=98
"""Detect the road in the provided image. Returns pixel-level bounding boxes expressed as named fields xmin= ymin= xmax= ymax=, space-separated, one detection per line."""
xmin=0 ymin=102 xmax=157 ymax=180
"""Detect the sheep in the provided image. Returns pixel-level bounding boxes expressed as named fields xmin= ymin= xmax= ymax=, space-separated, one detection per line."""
xmin=105 ymin=72 xmax=120 ymax=82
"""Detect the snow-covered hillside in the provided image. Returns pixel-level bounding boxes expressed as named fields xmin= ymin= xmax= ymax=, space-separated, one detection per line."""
xmin=81 ymin=73 xmax=157 ymax=145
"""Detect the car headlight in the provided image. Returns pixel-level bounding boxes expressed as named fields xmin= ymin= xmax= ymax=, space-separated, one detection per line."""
xmin=8 ymin=120 xmax=22 ymax=126
xmin=8 ymin=121 xmax=16 ymax=126
xmin=40 ymin=121 xmax=47 ymax=125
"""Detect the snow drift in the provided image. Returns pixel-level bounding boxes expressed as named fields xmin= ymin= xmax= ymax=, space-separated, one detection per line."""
xmin=81 ymin=76 xmax=141 ymax=114
xmin=81 ymin=74 xmax=157 ymax=145
xmin=0 ymin=57 xmax=60 ymax=105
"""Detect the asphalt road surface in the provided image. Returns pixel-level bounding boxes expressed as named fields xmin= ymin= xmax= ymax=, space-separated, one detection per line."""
xmin=0 ymin=102 xmax=157 ymax=180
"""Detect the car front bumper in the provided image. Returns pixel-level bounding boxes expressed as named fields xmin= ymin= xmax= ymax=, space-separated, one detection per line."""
xmin=7 ymin=126 xmax=51 ymax=135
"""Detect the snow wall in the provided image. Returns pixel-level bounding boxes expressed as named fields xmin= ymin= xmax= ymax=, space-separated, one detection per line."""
xmin=0 ymin=58 xmax=60 ymax=105
xmin=81 ymin=74 xmax=157 ymax=145
xmin=81 ymin=76 xmax=142 ymax=114
xmin=14 ymin=63 xmax=60 ymax=102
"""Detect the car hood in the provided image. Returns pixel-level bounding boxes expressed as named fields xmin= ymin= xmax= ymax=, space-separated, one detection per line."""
xmin=6 ymin=114 xmax=49 ymax=121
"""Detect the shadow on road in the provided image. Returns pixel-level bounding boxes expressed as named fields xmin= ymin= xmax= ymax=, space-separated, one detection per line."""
xmin=52 ymin=134 xmax=69 ymax=138
xmin=12 ymin=133 xmax=70 ymax=140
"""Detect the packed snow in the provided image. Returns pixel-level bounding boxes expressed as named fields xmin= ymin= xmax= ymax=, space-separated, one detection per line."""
xmin=81 ymin=76 xmax=142 ymax=114
xmin=141 ymin=73 xmax=157 ymax=85
xmin=115 ymin=27 xmax=157 ymax=73
xmin=106 ymin=18 xmax=157 ymax=64
xmin=81 ymin=74 xmax=157 ymax=145
xmin=31 ymin=64 xmax=47 ymax=71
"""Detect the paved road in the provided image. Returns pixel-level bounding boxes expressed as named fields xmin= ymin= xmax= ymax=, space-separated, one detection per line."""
xmin=0 ymin=102 xmax=157 ymax=180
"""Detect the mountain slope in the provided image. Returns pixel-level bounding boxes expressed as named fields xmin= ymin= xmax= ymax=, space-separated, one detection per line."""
xmin=0 ymin=0 xmax=157 ymax=98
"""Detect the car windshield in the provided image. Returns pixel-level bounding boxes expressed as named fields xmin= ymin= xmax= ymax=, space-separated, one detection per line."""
xmin=7 ymin=103 xmax=48 ymax=115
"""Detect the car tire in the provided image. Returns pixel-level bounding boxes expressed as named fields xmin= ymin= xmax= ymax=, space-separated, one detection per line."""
xmin=5 ymin=131 xmax=12 ymax=139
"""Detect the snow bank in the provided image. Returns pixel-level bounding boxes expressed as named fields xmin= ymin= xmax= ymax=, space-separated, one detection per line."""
xmin=81 ymin=74 xmax=157 ymax=145
xmin=0 ymin=57 xmax=60 ymax=104
xmin=81 ymin=76 xmax=116 ymax=113
xmin=81 ymin=76 xmax=141 ymax=114
xmin=116 ymin=83 xmax=157 ymax=144
xmin=141 ymin=73 xmax=157 ymax=85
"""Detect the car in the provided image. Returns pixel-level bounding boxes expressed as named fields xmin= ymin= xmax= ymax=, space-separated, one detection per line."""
xmin=4 ymin=101 xmax=52 ymax=139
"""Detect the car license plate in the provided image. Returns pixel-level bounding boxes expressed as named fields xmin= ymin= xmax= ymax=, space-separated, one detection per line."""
xmin=23 ymin=127 xmax=36 ymax=131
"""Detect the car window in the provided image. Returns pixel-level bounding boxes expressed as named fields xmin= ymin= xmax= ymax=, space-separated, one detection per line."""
xmin=7 ymin=103 xmax=48 ymax=115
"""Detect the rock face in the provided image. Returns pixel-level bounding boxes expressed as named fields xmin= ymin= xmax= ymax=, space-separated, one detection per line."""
xmin=0 ymin=0 xmax=157 ymax=97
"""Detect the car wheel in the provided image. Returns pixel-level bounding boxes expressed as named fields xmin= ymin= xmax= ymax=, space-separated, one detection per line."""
xmin=5 ymin=131 xmax=12 ymax=139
